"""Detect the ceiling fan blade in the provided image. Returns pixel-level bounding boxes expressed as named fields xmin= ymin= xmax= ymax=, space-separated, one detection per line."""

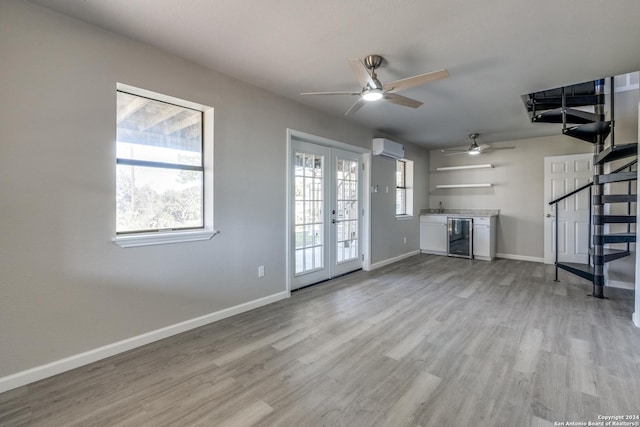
xmin=384 ymin=93 xmax=423 ymax=108
xmin=478 ymin=144 xmax=491 ymax=152
xmin=445 ymin=151 xmax=471 ymax=156
xmin=488 ymin=146 xmax=516 ymax=150
xmin=300 ymin=91 xmax=360 ymax=96
xmin=349 ymin=58 xmax=375 ymax=88
xmin=441 ymin=148 xmax=469 ymax=153
xmin=345 ymin=99 xmax=366 ymax=116
xmin=383 ymin=69 xmax=449 ymax=93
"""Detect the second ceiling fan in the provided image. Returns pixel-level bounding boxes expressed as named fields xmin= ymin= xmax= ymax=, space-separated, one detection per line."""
xmin=301 ymin=55 xmax=448 ymax=115
xmin=442 ymin=133 xmax=515 ymax=156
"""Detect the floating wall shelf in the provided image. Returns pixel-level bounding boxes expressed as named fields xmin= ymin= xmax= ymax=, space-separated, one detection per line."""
xmin=436 ymin=164 xmax=493 ymax=171
xmin=436 ymin=184 xmax=493 ymax=189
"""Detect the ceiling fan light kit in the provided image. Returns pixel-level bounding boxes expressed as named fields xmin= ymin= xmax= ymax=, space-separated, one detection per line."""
xmin=362 ymin=88 xmax=383 ymax=101
xmin=300 ymin=54 xmax=448 ymax=115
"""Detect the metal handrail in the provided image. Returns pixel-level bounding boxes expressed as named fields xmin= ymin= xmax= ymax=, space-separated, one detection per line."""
xmin=612 ymin=157 xmax=637 ymax=173
xmin=592 ymin=187 xmax=593 ymax=265
xmin=548 ymin=157 xmax=637 ymax=206
xmin=554 ymin=201 xmax=559 ymax=282
xmin=549 ymin=181 xmax=593 ymax=206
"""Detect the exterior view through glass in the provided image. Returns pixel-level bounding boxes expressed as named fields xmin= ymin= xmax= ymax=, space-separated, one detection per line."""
xmin=294 ymin=152 xmax=325 ymax=274
xmin=116 ymin=91 xmax=204 ymax=233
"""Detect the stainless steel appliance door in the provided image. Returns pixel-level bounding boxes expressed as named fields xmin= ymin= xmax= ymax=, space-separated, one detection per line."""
xmin=447 ymin=218 xmax=473 ymax=259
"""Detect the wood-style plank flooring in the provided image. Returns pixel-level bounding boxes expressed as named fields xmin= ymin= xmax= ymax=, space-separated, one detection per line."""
xmin=2 ymin=255 xmax=640 ymax=426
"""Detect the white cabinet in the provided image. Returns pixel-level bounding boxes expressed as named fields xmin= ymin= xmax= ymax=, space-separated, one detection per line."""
xmin=420 ymin=215 xmax=447 ymax=255
xmin=420 ymin=214 xmax=497 ymax=260
xmin=472 ymin=216 xmax=496 ymax=261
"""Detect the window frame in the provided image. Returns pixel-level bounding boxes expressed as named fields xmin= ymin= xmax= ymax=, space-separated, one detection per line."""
xmin=112 ymin=83 xmax=217 ymax=248
xmin=395 ymin=159 xmax=414 ymax=220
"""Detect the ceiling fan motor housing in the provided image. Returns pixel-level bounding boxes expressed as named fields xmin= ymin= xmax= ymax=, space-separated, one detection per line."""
xmin=364 ymin=55 xmax=383 ymax=70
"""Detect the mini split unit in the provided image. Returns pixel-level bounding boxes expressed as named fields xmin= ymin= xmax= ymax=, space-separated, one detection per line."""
xmin=372 ymin=138 xmax=405 ymax=159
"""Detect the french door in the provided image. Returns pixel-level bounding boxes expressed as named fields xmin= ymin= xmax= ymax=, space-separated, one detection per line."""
xmin=291 ymin=139 xmax=363 ymax=290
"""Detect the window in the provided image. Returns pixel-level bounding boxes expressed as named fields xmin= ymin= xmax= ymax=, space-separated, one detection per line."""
xmin=396 ymin=159 xmax=413 ymax=218
xmin=114 ymin=84 xmax=215 ymax=247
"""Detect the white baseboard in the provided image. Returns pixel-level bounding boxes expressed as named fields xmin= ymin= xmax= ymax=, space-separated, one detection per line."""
xmin=496 ymin=253 xmax=544 ymax=263
xmin=366 ymin=250 xmax=420 ymax=271
xmin=606 ymin=279 xmax=635 ymax=290
xmin=0 ymin=291 xmax=290 ymax=394
xmin=634 ymin=312 xmax=640 ymax=328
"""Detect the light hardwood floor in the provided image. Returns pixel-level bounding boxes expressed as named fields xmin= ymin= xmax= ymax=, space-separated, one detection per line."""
xmin=1 ymin=255 xmax=639 ymax=426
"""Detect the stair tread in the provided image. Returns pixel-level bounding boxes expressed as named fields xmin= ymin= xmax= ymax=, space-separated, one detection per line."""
xmin=556 ymin=262 xmax=594 ymax=281
xmin=600 ymin=194 xmax=637 ymax=203
xmin=563 ymin=121 xmax=612 ymax=143
xmin=588 ymin=247 xmax=631 ymax=263
xmin=594 ymin=171 xmax=637 ymax=184
xmin=594 ymin=232 xmax=637 ymax=245
xmin=589 ymin=248 xmax=630 ymax=255
xmin=557 ymin=261 xmax=592 ymax=270
xmin=594 ymin=143 xmax=638 ymax=165
xmin=594 ymin=214 xmax=637 ymax=224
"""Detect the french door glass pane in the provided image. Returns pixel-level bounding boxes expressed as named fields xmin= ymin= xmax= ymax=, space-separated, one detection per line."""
xmin=294 ymin=152 xmax=324 ymax=275
xmin=336 ymin=158 xmax=359 ymax=264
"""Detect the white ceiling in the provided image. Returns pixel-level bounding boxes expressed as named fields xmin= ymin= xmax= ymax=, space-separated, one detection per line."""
xmin=31 ymin=0 xmax=640 ymax=149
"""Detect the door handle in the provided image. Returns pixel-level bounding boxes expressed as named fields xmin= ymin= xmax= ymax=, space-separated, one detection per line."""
xmin=332 ymin=219 xmax=336 ymax=224
xmin=546 ymin=213 xmax=554 ymax=218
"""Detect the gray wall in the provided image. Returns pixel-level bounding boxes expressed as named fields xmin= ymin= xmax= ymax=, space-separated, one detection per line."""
xmin=370 ymin=143 xmax=429 ymax=264
xmin=429 ymin=136 xmax=591 ymax=260
xmin=0 ymin=0 xmax=428 ymax=378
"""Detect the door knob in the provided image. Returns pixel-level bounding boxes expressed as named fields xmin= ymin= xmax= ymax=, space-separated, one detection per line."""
xmin=546 ymin=213 xmax=554 ymax=218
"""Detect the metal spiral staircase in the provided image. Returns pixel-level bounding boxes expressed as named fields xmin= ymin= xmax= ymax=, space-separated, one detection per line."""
xmin=526 ymin=78 xmax=637 ymax=298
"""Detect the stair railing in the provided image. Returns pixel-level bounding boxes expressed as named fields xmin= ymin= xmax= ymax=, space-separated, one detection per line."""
xmin=547 ymin=157 xmax=637 ymax=282
xmin=627 ymin=165 xmax=637 ymax=252
xmin=610 ymin=76 xmax=616 ymax=149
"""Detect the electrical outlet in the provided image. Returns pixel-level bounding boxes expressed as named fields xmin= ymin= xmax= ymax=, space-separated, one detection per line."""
xmin=258 ymin=265 xmax=265 ymax=278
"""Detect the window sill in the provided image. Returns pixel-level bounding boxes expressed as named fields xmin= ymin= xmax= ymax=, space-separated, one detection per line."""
xmin=113 ymin=229 xmax=218 ymax=248
xmin=395 ymin=215 xmax=414 ymax=221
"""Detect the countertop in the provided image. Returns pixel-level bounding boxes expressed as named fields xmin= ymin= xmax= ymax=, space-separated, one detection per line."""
xmin=420 ymin=208 xmax=500 ymax=217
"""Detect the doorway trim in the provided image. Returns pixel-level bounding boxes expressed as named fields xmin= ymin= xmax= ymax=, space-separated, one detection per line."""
xmin=285 ymin=129 xmax=371 ymax=293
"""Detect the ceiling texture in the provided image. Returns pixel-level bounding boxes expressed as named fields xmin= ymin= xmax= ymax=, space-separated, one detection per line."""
xmin=31 ymin=0 xmax=640 ymax=149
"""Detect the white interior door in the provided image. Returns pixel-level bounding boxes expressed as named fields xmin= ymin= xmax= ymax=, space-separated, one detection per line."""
xmin=291 ymin=140 xmax=362 ymax=290
xmin=543 ymin=153 xmax=593 ymax=264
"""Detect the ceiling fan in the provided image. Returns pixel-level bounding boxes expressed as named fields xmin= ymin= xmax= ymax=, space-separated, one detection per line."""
xmin=300 ymin=54 xmax=448 ymax=115
xmin=442 ymin=133 xmax=515 ymax=156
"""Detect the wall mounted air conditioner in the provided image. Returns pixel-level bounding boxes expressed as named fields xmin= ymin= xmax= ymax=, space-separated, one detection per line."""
xmin=372 ymin=138 xmax=405 ymax=160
